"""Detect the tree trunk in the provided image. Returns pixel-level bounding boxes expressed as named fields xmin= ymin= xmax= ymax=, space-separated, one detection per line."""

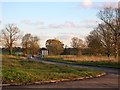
xmin=106 ymin=48 xmax=110 ymax=58
xmin=115 ymin=44 xmax=119 ymax=61
xmin=114 ymin=33 xmax=119 ymax=61
xmin=9 ymin=46 xmax=12 ymax=55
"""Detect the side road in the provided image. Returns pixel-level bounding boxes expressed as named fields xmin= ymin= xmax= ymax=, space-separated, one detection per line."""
xmin=2 ymin=57 xmax=119 ymax=89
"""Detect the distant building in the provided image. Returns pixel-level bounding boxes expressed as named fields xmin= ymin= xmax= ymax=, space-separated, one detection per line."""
xmin=15 ymin=52 xmax=23 ymax=56
xmin=39 ymin=48 xmax=48 ymax=56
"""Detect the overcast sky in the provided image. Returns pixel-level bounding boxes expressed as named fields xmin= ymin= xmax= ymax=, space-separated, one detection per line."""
xmin=1 ymin=0 xmax=119 ymax=47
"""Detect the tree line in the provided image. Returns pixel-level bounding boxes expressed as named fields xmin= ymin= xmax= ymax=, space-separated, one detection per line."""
xmin=0 ymin=7 xmax=120 ymax=60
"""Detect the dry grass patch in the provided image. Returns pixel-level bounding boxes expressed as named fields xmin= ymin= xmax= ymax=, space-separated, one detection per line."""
xmin=45 ymin=55 xmax=117 ymax=62
xmin=63 ymin=56 xmax=117 ymax=62
xmin=44 ymin=55 xmax=119 ymax=68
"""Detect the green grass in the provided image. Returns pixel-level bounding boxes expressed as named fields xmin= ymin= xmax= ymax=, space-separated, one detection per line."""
xmin=43 ymin=57 xmax=120 ymax=69
xmin=1 ymin=51 xmax=9 ymax=55
xmin=2 ymin=55 xmax=104 ymax=85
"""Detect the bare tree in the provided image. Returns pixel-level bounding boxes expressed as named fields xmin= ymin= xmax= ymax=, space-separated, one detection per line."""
xmin=1 ymin=24 xmax=20 ymax=55
xmin=98 ymin=23 xmax=114 ymax=57
xmin=71 ymin=37 xmax=85 ymax=56
xmin=97 ymin=7 xmax=120 ymax=60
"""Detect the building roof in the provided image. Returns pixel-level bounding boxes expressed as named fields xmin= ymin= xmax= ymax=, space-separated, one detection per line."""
xmin=41 ymin=48 xmax=48 ymax=50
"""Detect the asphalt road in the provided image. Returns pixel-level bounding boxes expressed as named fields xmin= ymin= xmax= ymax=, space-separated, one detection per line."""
xmin=2 ymin=58 xmax=120 ymax=90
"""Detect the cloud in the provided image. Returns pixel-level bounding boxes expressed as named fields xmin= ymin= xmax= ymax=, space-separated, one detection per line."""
xmin=80 ymin=1 xmax=118 ymax=9
xmin=55 ymin=33 xmax=86 ymax=47
xmin=82 ymin=19 xmax=98 ymax=28
xmin=95 ymin=2 xmax=118 ymax=9
xmin=81 ymin=0 xmax=92 ymax=8
xmin=21 ymin=19 xmax=44 ymax=26
xmin=49 ymin=21 xmax=77 ymax=29
xmin=39 ymin=33 xmax=86 ymax=47
xmin=37 ymin=27 xmax=48 ymax=29
xmin=36 ymin=20 xmax=97 ymax=30
xmin=22 ymin=19 xmax=97 ymax=30
xmin=48 ymin=21 xmax=96 ymax=29
xmin=49 ymin=24 xmax=62 ymax=29
xmin=56 ymin=33 xmax=85 ymax=40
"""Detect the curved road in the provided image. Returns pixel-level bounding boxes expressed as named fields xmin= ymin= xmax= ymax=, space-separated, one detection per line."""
xmin=2 ymin=58 xmax=120 ymax=89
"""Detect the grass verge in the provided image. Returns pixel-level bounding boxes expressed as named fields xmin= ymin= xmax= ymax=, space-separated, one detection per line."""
xmin=2 ymin=55 xmax=104 ymax=85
